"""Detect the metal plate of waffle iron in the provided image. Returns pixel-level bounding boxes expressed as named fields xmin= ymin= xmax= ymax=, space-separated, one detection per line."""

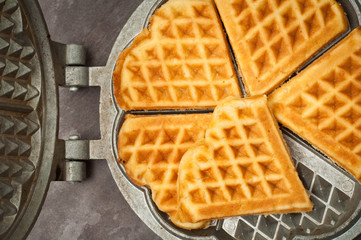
xmin=0 ymin=0 xmax=60 ymax=239
xmin=2 ymin=0 xmax=361 ymax=239
xmin=92 ymin=0 xmax=361 ymax=239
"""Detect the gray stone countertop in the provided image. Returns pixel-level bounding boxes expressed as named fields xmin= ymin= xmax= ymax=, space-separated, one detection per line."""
xmin=27 ymin=1 xmax=161 ymax=239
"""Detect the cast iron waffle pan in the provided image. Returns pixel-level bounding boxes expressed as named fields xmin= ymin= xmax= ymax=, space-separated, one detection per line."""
xmin=95 ymin=0 xmax=361 ymax=239
xmin=1 ymin=0 xmax=361 ymax=239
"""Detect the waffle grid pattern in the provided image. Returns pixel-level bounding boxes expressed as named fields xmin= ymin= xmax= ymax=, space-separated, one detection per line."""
xmin=215 ymin=0 xmax=348 ymax=95
xmin=286 ymin=48 xmax=361 ymax=155
xmin=118 ymin=114 xmax=211 ymax=215
xmin=269 ymin=27 xmax=361 ymax=182
xmin=0 ymin=0 xmax=40 ymax=237
xmin=177 ymin=96 xmax=311 ymax=223
xmin=0 ymin=2 xmax=38 ymax=103
xmin=114 ymin=0 xmax=241 ymax=110
xmin=225 ymin=161 xmax=355 ymax=240
xmin=186 ymin=106 xmax=290 ymax=203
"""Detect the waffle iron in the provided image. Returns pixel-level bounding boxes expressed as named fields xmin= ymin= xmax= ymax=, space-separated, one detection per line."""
xmin=1 ymin=0 xmax=361 ymax=239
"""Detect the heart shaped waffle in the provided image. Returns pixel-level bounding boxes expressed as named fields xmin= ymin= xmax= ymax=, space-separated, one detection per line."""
xmin=118 ymin=113 xmax=212 ymax=229
xmin=113 ymin=0 xmax=241 ymax=110
xmin=176 ymin=96 xmax=312 ymax=223
xmin=215 ymin=0 xmax=348 ymax=96
xmin=269 ymin=27 xmax=361 ymax=183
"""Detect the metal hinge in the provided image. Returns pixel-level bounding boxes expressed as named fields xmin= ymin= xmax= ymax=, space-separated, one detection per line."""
xmin=52 ymin=42 xmax=89 ymax=182
xmin=63 ymin=136 xmax=88 ymax=182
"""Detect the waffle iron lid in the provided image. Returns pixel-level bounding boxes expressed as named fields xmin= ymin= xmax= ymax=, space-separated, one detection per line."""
xmin=0 ymin=0 xmax=88 ymax=239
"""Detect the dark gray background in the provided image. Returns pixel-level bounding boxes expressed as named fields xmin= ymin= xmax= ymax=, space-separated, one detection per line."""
xmin=27 ymin=1 xmax=161 ymax=239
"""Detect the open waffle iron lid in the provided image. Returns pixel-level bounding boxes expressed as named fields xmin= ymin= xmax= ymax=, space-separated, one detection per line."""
xmin=0 ymin=0 xmax=88 ymax=239
xmin=1 ymin=0 xmax=361 ymax=239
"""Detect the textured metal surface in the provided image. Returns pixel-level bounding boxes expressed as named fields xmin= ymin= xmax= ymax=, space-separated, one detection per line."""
xmin=0 ymin=0 xmax=41 ymax=237
xmin=87 ymin=0 xmax=361 ymax=239
xmin=0 ymin=0 xmax=61 ymax=239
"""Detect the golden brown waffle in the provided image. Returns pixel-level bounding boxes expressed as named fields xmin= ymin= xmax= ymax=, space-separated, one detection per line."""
xmin=269 ymin=27 xmax=361 ymax=183
xmin=113 ymin=0 xmax=241 ymax=110
xmin=117 ymin=114 xmax=211 ymax=228
xmin=176 ymin=96 xmax=312 ymax=223
xmin=215 ymin=0 xmax=348 ymax=96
